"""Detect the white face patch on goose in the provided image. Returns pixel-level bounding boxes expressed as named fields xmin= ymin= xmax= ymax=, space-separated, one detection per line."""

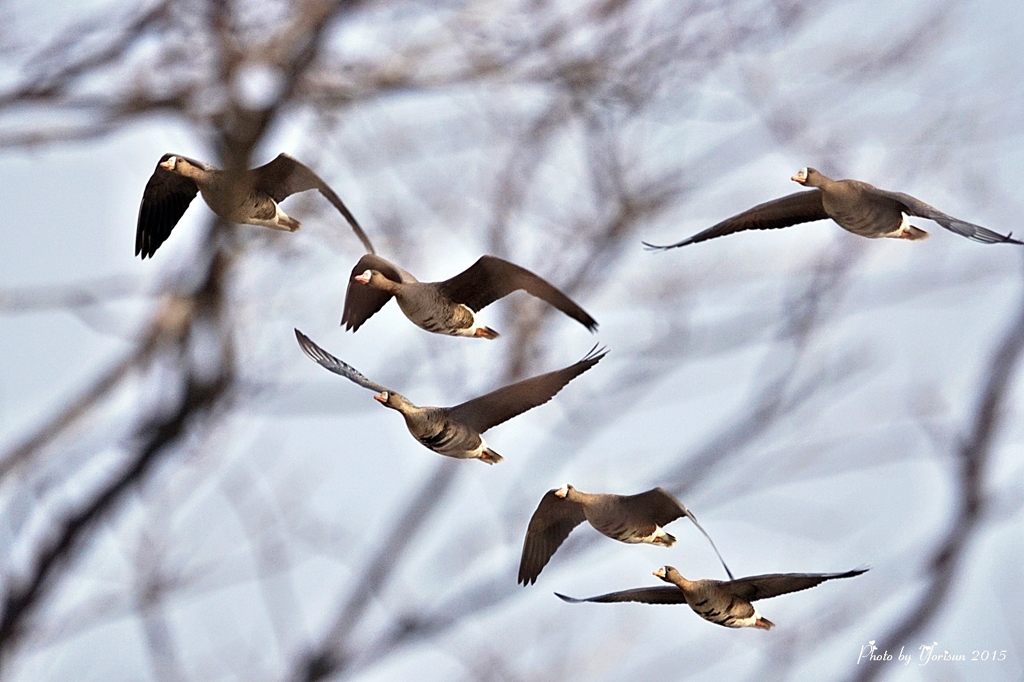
xmin=374 ymin=391 xmax=389 ymax=404
xmin=791 ymin=168 xmax=808 ymax=183
xmin=354 ymin=270 xmax=372 ymax=284
xmin=554 ymin=484 xmax=570 ymax=498
xmin=160 ymin=156 xmax=177 ymax=170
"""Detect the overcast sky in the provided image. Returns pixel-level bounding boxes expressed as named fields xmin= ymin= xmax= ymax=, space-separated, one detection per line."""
xmin=2 ymin=1 xmax=1024 ymax=681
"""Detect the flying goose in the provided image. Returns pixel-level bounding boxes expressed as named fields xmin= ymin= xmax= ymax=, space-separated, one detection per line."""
xmin=644 ymin=167 xmax=1021 ymax=249
xmin=341 ymin=254 xmax=597 ymax=339
xmin=294 ymin=329 xmax=606 ymax=464
xmin=518 ymin=485 xmax=733 ymax=585
xmin=136 ymin=153 xmax=376 ymax=258
xmin=556 ymin=566 xmax=868 ymax=630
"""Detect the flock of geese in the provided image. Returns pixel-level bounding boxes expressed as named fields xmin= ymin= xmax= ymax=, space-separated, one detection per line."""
xmin=135 ymin=152 xmax=1020 ymax=631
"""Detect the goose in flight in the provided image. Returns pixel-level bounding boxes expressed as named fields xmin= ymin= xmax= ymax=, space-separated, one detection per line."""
xmin=556 ymin=565 xmax=868 ymax=630
xmin=136 ymin=153 xmax=375 ymax=258
xmin=644 ymin=168 xmax=1021 ymax=249
xmin=341 ymin=254 xmax=597 ymax=339
xmin=294 ymin=329 xmax=606 ymax=464
xmin=518 ymin=485 xmax=733 ymax=585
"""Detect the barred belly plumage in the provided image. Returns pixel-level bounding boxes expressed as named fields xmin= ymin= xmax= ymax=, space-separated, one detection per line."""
xmin=828 ymin=201 xmax=899 ymax=237
xmin=419 ymin=427 xmax=458 ymax=450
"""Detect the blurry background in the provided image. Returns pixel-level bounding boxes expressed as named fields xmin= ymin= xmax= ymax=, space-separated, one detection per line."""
xmin=1 ymin=0 xmax=1023 ymax=680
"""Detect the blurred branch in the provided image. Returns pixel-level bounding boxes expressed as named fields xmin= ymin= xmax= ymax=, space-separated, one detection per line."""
xmin=0 ymin=2 xmax=171 ymax=108
xmin=0 ymin=293 xmax=194 ymax=482
xmin=852 ymin=263 xmax=1024 ymax=682
xmin=134 ymin=530 xmax=189 ymax=682
xmin=665 ymin=240 xmax=867 ymax=491
xmin=292 ymin=459 xmax=461 ymax=682
xmin=0 ymin=318 xmax=231 ymax=666
xmin=2 ymin=1 xmax=1021 ymax=681
xmin=0 ymin=274 xmax=145 ymax=312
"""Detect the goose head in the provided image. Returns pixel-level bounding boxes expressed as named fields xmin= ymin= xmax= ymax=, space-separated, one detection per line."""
xmin=373 ymin=391 xmax=414 ymax=412
xmin=354 ymin=269 xmax=398 ymax=291
xmin=653 ymin=566 xmax=679 ymax=581
xmin=159 ymin=155 xmax=206 ymax=180
xmin=791 ymin=167 xmax=827 ymax=187
xmin=554 ymin=484 xmax=575 ymax=499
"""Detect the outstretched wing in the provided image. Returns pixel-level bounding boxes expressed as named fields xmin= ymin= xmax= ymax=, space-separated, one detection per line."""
xmin=135 ymin=153 xmax=200 ymax=259
xmin=626 ymin=488 xmax=687 ymax=526
xmin=341 ymin=254 xmax=409 ymax=332
xmin=555 ymin=586 xmax=687 ymax=605
xmin=626 ymin=488 xmax=734 ymax=580
xmin=518 ymin=490 xmax=588 ymax=585
xmin=253 ymin=154 xmax=376 ymax=253
xmin=294 ymin=328 xmax=390 ymax=393
xmin=876 ymin=189 xmax=1022 ymax=244
xmin=436 ymin=256 xmax=597 ymax=331
xmin=726 ymin=569 xmax=868 ymax=602
xmin=447 ymin=345 xmax=607 ymax=433
xmin=644 ymin=190 xmax=827 ymax=250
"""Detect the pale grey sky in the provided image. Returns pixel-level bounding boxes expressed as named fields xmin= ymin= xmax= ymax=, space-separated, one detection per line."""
xmin=2 ymin=1 xmax=1024 ymax=681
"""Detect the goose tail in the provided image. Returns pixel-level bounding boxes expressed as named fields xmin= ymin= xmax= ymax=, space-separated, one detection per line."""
xmin=479 ymin=448 xmax=504 ymax=465
xmin=473 ymin=326 xmax=500 ymax=340
xmin=895 ymin=225 xmax=929 ymax=240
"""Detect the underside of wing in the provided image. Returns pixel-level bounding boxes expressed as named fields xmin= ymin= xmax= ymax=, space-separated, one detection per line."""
xmin=252 ymin=154 xmax=320 ymax=201
xmin=627 ymin=488 xmax=686 ymax=526
xmin=437 ymin=256 xmax=597 ymax=330
xmin=135 ymin=154 xmax=199 ymax=259
xmin=294 ymin=328 xmax=390 ymax=393
xmin=342 ymin=255 xmax=409 ymax=331
xmin=644 ymin=190 xmax=827 ymax=249
xmin=555 ymin=586 xmax=687 ymax=605
xmin=518 ymin=491 xmax=587 ymax=585
xmin=626 ymin=489 xmax=733 ymax=579
xmin=254 ymin=154 xmax=376 ymax=253
xmin=879 ymin=189 xmax=1023 ymax=244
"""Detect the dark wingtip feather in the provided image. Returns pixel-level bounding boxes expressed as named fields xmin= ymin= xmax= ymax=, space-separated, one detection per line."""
xmin=294 ymin=328 xmax=335 ymax=368
xmin=554 ymin=593 xmax=584 ymax=603
xmin=642 ymin=239 xmax=692 ymax=251
xmin=642 ymin=241 xmax=673 ymax=251
xmin=294 ymin=328 xmax=316 ymax=356
xmin=578 ymin=314 xmax=599 ymax=333
xmin=579 ymin=343 xmax=610 ymax=365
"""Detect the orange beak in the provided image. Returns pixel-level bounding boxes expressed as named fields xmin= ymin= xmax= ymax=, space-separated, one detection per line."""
xmin=374 ymin=392 xmax=388 ymax=404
